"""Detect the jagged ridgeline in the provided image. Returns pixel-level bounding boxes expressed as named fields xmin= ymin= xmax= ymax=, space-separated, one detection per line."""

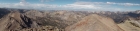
xmin=0 ymin=8 xmax=140 ymax=31
xmin=0 ymin=8 xmax=89 ymax=31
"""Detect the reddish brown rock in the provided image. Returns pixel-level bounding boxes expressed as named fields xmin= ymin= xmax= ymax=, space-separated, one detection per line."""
xmin=65 ymin=14 xmax=124 ymax=31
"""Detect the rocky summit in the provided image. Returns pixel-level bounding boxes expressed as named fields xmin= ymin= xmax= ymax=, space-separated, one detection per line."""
xmin=0 ymin=8 xmax=140 ymax=31
xmin=65 ymin=14 xmax=123 ymax=31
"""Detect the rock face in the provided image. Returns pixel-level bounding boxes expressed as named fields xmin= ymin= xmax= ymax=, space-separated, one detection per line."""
xmin=0 ymin=8 xmax=90 ymax=31
xmin=0 ymin=8 xmax=140 ymax=31
xmin=65 ymin=14 xmax=124 ymax=31
xmin=0 ymin=11 xmax=37 ymax=31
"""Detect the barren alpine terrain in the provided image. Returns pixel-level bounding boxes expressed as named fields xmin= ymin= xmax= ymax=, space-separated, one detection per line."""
xmin=0 ymin=8 xmax=140 ymax=31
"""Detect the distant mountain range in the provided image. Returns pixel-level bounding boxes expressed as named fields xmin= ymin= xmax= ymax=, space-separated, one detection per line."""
xmin=0 ymin=8 xmax=140 ymax=31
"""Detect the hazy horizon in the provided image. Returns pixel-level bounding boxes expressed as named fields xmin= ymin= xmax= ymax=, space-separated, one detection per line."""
xmin=0 ymin=0 xmax=140 ymax=11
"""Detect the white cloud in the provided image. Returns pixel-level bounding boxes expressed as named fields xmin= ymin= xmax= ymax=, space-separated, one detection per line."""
xmin=119 ymin=3 xmax=140 ymax=6
xmin=106 ymin=2 xmax=116 ymax=4
xmin=0 ymin=3 xmax=58 ymax=9
xmin=46 ymin=0 xmax=54 ymax=2
xmin=0 ymin=1 xmax=102 ymax=10
xmin=39 ymin=0 xmax=54 ymax=3
xmin=0 ymin=1 xmax=139 ymax=11
xmin=73 ymin=1 xmax=140 ymax=6
xmin=62 ymin=2 xmax=101 ymax=9
xmin=76 ymin=0 xmax=91 ymax=2
xmin=106 ymin=2 xmax=140 ymax=6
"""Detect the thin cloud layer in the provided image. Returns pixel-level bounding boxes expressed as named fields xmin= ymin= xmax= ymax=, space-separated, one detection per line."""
xmin=40 ymin=0 xmax=54 ymax=3
xmin=106 ymin=2 xmax=140 ymax=6
xmin=0 ymin=1 xmax=139 ymax=11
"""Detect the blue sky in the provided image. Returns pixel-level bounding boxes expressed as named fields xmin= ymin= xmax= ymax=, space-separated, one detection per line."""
xmin=0 ymin=0 xmax=140 ymax=11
